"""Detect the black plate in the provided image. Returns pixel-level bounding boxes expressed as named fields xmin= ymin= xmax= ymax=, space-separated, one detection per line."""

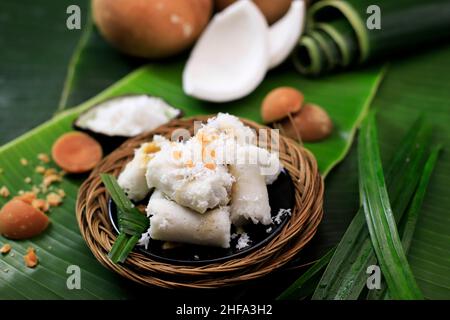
xmin=108 ymin=170 xmax=295 ymax=265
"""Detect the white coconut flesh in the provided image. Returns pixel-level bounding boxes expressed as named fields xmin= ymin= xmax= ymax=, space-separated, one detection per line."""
xmin=268 ymin=0 xmax=306 ymax=69
xmin=182 ymin=0 xmax=269 ymax=103
xmin=75 ymin=95 xmax=180 ymax=137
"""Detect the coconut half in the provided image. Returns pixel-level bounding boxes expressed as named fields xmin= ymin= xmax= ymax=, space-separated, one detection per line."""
xmin=268 ymin=0 xmax=305 ymax=69
xmin=183 ymin=0 xmax=269 ymax=103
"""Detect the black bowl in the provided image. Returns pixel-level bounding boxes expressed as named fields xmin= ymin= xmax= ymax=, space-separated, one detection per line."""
xmin=108 ymin=170 xmax=295 ymax=265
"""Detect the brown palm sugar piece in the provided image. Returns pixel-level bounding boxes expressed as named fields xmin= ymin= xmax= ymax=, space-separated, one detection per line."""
xmin=51 ymin=132 xmax=103 ymax=174
xmin=46 ymin=193 xmax=62 ymax=207
xmin=14 ymin=191 xmax=37 ymax=204
xmin=0 ymin=199 xmax=49 ymax=240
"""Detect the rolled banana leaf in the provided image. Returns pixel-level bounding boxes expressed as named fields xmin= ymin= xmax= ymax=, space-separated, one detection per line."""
xmin=294 ymin=0 xmax=450 ymax=76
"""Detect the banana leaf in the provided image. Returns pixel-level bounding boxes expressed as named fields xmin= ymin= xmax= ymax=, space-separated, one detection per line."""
xmin=293 ymin=0 xmax=450 ymax=75
xmin=0 ymin=51 xmax=383 ymax=300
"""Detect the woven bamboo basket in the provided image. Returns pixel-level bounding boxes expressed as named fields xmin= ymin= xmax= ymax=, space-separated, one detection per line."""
xmin=76 ymin=116 xmax=324 ymax=289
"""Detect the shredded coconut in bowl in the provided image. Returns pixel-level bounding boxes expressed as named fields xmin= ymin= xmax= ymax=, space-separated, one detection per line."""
xmin=78 ymin=95 xmax=180 ymax=137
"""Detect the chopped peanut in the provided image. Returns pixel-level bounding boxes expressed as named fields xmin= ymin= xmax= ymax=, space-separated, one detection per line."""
xmin=31 ymin=186 xmax=41 ymax=195
xmin=20 ymin=158 xmax=28 ymax=166
xmin=24 ymin=247 xmax=38 ymax=268
xmin=37 ymin=153 xmax=50 ymax=163
xmin=172 ymin=150 xmax=182 ymax=160
xmin=185 ymin=160 xmax=194 ymax=168
xmin=15 ymin=192 xmax=36 ymax=204
xmin=44 ymin=168 xmax=57 ymax=177
xmin=31 ymin=199 xmax=49 ymax=212
xmin=35 ymin=166 xmax=46 ymax=174
xmin=43 ymin=174 xmax=62 ymax=187
xmin=24 ymin=177 xmax=32 ymax=184
xmin=57 ymin=189 xmax=66 ymax=198
xmin=202 ymin=147 xmax=216 ymax=162
xmin=197 ymin=132 xmax=214 ymax=144
xmin=46 ymin=193 xmax=62 ymax=207
xmin=204 ymin=163 xmax=216 ymax=170
xmin=0 ymin=186 xmax=10 ymax=198
xmin=0 ymin=244 xmax=11 ymax=254
xmin=140 ymin=149 xmax=156 ymax=168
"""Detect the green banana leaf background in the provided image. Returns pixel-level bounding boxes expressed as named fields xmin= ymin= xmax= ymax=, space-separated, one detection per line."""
xmin=0 ymin=0 xmax=449 ymax=299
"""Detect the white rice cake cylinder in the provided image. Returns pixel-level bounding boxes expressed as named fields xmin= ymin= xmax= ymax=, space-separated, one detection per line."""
xmin=146 ymin=143 xmax=233 ymax=213
xmin=148 ymin=191 xmax=231 ymax=248
xmin=202 ymin=113 xmax=256 ymax=145
xmin=118 ymin=136 xmax=167 ymax=201
xmin=229 ymin=163 xmax=272 ymax=226
xmin=234 ymin=144 xmax=282 ymax=185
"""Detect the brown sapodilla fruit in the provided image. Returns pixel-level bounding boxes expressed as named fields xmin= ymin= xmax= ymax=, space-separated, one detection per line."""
xmin=261 ymin=87 xmax=304 ymax=123
xmin=281 ymin=103 xmax=333 ymax=142
xmin=92 ymin=0 xmax=213 ymax=59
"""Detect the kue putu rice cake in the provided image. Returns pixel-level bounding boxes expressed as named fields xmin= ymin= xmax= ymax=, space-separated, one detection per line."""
xmin=147 ymin=191 xmax=231 ymax=248
xmin=117 ymin=113 xmax=285 ymax=249
xmin=229 ymin=145 xmax=281 ymax=226
xmin=202 ymin=113 xmax=256 ymax=145
xmin=145 ymin=135 xmax=234 ymax=213
xmin=229 ymin=163 xmax=272 ymax=226
xmin=118 ymin=135 xmax=169 ymax=201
